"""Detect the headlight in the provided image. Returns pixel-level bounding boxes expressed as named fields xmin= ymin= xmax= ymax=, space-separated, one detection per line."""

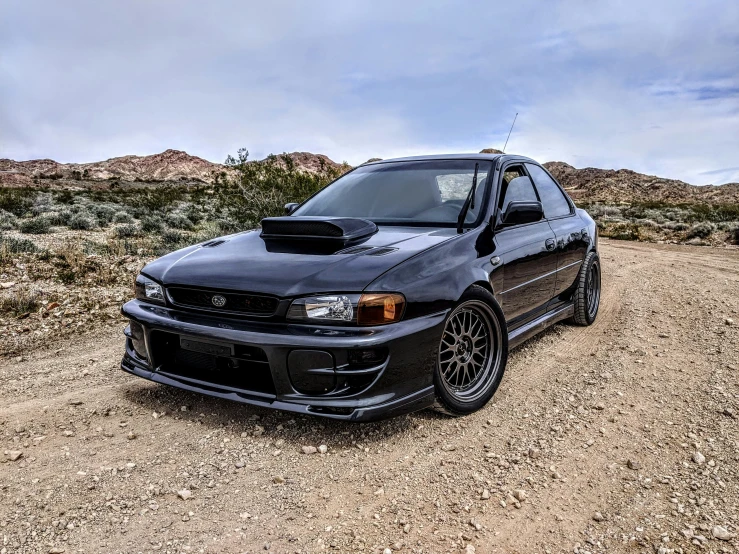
xmin=286 ymin=293 xmax=405 ymax=325
xmin=134 ymin=274 xmax=165 ymax=305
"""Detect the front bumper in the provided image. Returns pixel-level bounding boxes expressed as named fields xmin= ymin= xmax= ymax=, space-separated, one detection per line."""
xmin=120 ymin=300 xmax=446 ymax=421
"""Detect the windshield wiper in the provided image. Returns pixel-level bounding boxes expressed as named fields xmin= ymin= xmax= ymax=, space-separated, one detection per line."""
xmin=456 ymin=162 xmax=479 ymax=233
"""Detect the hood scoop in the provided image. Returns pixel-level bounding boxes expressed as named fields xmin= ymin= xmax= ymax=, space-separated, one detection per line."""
xmin=260 ymin=216 xmax=377 ymax=245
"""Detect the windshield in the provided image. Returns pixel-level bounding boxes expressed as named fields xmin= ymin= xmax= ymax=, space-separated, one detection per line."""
xmin=293 ymin=160 xmax=493 ymax=226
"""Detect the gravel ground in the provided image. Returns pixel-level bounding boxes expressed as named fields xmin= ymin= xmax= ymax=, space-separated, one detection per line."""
xmin=1 ymin=239 xmax=737 ymax=554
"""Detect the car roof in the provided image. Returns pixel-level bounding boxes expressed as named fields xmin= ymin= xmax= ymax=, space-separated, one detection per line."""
xmin=361 ymin=153 xmax=539 ymax=166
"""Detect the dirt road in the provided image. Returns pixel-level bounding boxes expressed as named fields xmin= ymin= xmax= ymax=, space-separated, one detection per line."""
xmin=1 ymin=239 xmax=738 ymax=554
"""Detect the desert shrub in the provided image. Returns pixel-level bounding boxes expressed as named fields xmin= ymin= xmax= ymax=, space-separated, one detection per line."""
xmin=0 ymin=285 xmax=41 ymax=315
xmin=663 ymin=221 xmax=689 ymax=231
xmin=165 ymin=213 xmax=194 ymax=230
xmin=601 ymin=222 xmax=641 ymax=241
xmin=20 ymin=216 xmax=52 ymax=234
xmin=0 ymin=209 xmax=17 ymax=230
xmin=729 ymin=224 xmax=739 ymax=244
xmin=140 ymin=216 xmax=163 ymax=233
xmin=30 ymin=193 xmax=55 ymax=215
xmin=112 ymin=210 xmax=134 ymax=224
xmin=0 ymin=235 xmax=38 ymax=265
xmin=161 ymin=229 xmax=187 ymax=246
xmin=114 ymin=223 xmax=140 ymax=238
xmin=686 ymin=222 xmax=716 ymax=239
xmin=216 ymin=149 xmax=342 ymax=228
xmin=92 ymin=204 xmax=118 ymax=225
xmin=139 ymin=186 xmax=186 ymax=213
xmin=0 ymin=188 xmax=34 ymax=216
xmin=68 ymin=212 xmax=97 ymax=230
xmin=214 ymin=218 xmax=242 ymax=234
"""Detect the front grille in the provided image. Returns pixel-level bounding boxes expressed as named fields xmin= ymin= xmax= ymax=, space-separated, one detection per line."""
xmin=167 ymin=287 xmax=279 ymax=316
xmin=150 ymin=331 xmax=276 ymax=395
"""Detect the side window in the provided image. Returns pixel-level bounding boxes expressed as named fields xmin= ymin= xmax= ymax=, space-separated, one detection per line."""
xmin=498 ymin=165 xmax=538 ymax=212
xmin=525 ymin=163 xmax=572 ymax=218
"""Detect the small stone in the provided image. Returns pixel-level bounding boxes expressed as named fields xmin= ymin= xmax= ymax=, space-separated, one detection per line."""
xmin=48 ymin=548 xmax=65 ymax=554
xmin=177 ymin=489 xmax=192 ymax=500
xmin=403 ymin=523 xmax=410 ymax=533
xmin=593 ymin=511 xmax=604 ymax=522
xmin=272 ymin=475 xmax=285 ymax=484
xmin=318 ymin=444 xmax=328 ymax=454
xmin=374 ymin=487 xmax=385 ymax=495
xmin=384 ymin=549 xmax=392 ymax=554
xmin=464 ymin=545 xmax=476 ymax=554
xmin=126 ymin=431 xmax=136 ymax=440
xmin=712 ymin=526 xmax=736 ymax=540
xmin=722 ymin=408 xmax=736 ymax=419
xmin=594 ymin=403 xmax=605 ymax=410
xmin=693 ymin=451 xmax=706 ymax=464
xmin=253 ymin=425 xmax=264 ymax=437
xmin=68 ymin=400 xmax=83 ymax=406
xmin=302 ymin=446 xmax=317 ymax=455
xmin=481 ymin=489 xmax=490 ymax=500
xmin=513 ymin=489 xmax=527 ymax=501
xmin=627 ymin=459 xmax=641 ymax=470
xmin=725 ymin=318 xmax=734 ymax=326
xmin=528 ymin=447 xmax=540 ymax=459
xmin=63 ymin=430 xmax=74 ymax=437
xmin=7 ymin=450 xmax=23 ymax=461
xmin=235 ymin=460 xmax=245 ymax=468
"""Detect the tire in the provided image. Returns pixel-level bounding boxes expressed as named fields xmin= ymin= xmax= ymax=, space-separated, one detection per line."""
xmin=571 ymin=251 xmax=601 ymax=326
xmin=432 ymin=285 xmax=508 ymax=416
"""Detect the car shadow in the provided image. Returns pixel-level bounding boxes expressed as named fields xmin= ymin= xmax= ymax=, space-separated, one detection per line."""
xmin=119 ymin=380 xmax=443 ymax=447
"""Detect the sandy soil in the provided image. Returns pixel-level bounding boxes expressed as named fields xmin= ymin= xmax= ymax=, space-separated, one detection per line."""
xmin=1 ymin=239 xmax=737 ymax=554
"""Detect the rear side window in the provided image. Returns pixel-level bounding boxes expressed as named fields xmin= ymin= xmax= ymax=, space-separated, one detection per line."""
xmin=525 ymin=163 xmax=572 ymax=218
xmin=498 ymin=165 xmax=538 ymax=211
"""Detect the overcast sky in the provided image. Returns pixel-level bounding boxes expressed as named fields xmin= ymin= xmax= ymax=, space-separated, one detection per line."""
xmin=1 ymin=0 xmax=738 ymax=185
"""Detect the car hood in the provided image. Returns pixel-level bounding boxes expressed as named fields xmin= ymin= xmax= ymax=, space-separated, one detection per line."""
xmin=142 ymin=226 xmax=457 ymax=297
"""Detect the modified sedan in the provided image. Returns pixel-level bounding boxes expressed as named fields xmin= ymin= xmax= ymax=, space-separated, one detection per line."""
xmin=121 ymin=154 xmax=600 ymax=420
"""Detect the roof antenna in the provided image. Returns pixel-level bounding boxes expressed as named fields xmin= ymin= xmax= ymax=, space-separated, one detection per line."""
xmin=502 ymin=112 xmax=518 ymax=153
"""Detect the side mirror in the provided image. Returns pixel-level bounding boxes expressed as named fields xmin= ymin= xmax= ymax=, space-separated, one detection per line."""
xmin=501 ymin=201 xmax=544 ymax=226
xmin=284 ymin=202 xmax=299 ymax=215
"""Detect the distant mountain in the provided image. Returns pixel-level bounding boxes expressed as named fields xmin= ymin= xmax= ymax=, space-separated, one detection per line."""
xmin=0 ymin=149 xmax=344 ymax=187
xmin=543 ymin=162 xmax=739 ymax=205
xmin=1 ymin=149 xmax=737 ymax=205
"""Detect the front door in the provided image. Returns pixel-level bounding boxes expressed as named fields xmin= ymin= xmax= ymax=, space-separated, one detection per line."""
xmin=525 ymin=163 xmax=589 ymax=309
xmin=493 ymin=164 xmax=558 ymax=329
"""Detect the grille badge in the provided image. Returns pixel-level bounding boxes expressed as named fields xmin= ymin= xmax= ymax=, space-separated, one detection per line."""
xmin=211 ymin=295 xmax=227 ymax=307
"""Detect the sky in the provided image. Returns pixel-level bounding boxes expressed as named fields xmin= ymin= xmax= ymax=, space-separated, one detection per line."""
xmin=1 ymin=0 xmax=738 ymax=185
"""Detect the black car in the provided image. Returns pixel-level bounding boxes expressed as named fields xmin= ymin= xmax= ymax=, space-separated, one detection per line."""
xmin=121 ymin=154 xmax=600 ymax=421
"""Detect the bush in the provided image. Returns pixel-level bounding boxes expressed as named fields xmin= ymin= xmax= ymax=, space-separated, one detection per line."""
xmin=68 ymin=212 xmax=97 ymax=230
xmin=112 ymin=210 xmax=134 ymax=224
xmin=0 ymin=188 xmax=34 ymax=216
xmin=0 ymin=285 xmax=41 ymax=315
xmin=0 ymin=209 xmax=17 ymax=230
xmin=732 ymin=225 xmax=739 ymax=245
xmin=92 ymin=205 xmax=118 ymax=225
xmin=114 ymin=223 xmax=140 ymax=238
xmin=0 ymin=235 xmax=38 ymax=265
xmin=20 ymin=216 xmax=52 ymax=234
xmin=165 ymin=213 xmax=194 ymax=230
xmin=686 ymin=222 xmax=716 ymax=239
xmin=140 ymin=216 xmax=163 ymax=233
xmin=216 ymin=149 xmax=342 ymax=228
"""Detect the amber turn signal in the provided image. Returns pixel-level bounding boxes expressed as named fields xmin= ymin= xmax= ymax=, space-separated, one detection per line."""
xmin=357 ymin=293 xmax=405 ymax=325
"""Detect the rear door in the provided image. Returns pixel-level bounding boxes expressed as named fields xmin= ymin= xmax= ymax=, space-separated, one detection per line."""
xmin=493 ymin=163 xmax=558 ymax=329
xmin=525 ymin=163 xmax=589 ymax=309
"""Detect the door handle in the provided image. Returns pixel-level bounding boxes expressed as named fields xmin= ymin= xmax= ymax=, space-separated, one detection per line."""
xmin=545 ymin=238 xmax=556 ymax=251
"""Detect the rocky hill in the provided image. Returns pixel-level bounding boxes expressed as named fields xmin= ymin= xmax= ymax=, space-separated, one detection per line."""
xmin=0 ymin=150 xmax=344 ymax=188
xmin=2 ymin=148 xmax=737 ymax=205
xmin=543 ymin=161 xmax=739 ymax=205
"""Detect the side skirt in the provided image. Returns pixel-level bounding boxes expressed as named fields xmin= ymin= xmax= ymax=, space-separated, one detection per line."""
xmin=507 ymin=303 xmax=574 ymax=349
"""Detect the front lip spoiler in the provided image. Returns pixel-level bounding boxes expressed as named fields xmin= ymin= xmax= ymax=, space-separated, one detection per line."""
xmin=121 ymin=353 xmax=435 ymax=422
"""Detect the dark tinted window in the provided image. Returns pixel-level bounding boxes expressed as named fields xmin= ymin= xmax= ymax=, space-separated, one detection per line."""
xmin=294 ymin=160 xmax=493 ymax=226
xmin=499 ymin=165 xmax=538 ymax=211
xmin=525 ymin=163 xmax=571 ymax=218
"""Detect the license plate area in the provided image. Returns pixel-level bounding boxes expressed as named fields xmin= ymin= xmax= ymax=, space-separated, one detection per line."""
xmin=179 ymin=336 xmax=234 ymax=357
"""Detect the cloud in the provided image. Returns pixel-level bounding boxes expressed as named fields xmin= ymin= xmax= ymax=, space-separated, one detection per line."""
xmin=1 ymin=0 xmax=738 ymax=184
